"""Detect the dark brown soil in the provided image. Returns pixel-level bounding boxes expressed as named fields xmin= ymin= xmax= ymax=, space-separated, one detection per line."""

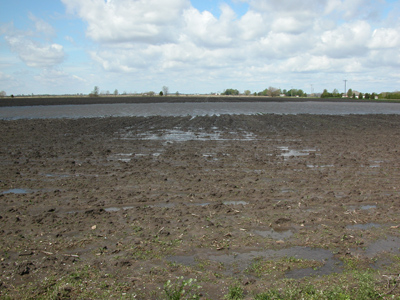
xmin=1 ymin=114 xmax=400 ymax=299
xmin=0 ymin=95 xmax=384 ymax=107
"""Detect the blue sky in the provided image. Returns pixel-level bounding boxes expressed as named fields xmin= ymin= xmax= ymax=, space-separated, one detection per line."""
xmin=1 ymin=0 xmax=400 ymax=95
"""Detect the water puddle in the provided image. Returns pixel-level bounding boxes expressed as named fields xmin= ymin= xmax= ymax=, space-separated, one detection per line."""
xmin=2 ymin=188 xmax=30 ymax=194
xmin=223 ymin=201 xmax=248 ymax=206
xmin=307 ymin=164 xmax=334 ymax=168
xmin=347 ymin=205 xmax=377 ymax=211
xmin=365 ymin=236 xmax=400 ymax=258
xmin=113 ymin=153 xmax=133 ymax=162
xmin=346 ymin=223 xmax=381 ymax=230
xmin=361 ymin=205 xmax=377 ymax=210
xmin=278 ymin=147 xmax=316 ymax=158
xmin=253 ymin=228 xmax=293 ymax=240
xmin=108 ymin=152 xmax=163 ymax=162
xmin=203 ymin=153 xmax=223 ymax=160
xmin=103 ymin=200 xmax=248 ymax=212
xmin=368 ymin=160 xmax=383 ymax=168
xmin=120 ymin=128 xmax=257 ymax=142
xmin=350 ymin=236 xmax=400 ymax=265
xmin=168 ymin=246 xmax=342 ymax=279
xmin=104 ymin=206 xmax=135 ymax=212
xmin=44 ymin=173 xmax=71 ymax=178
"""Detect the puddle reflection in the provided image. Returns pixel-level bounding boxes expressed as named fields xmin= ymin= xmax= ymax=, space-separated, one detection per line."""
xmin=347 ymin=223 xmax=381 ymax=230
xmin=2 ymin=188 xmax=30 ymax=194
xmin=120 ymin=128 xmax=257 ymax=142
xmin=278 ymin=146 xmax=316 ymax=159
xmin=168 ymin=246 xmax=342 ymax=279
xmin=103 ymin=200 xmax=248 ymax=212
xmin=253 ymin=228 xmax=293 ymax=240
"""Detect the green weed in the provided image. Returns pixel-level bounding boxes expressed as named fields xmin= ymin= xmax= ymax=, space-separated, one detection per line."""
xmin=224 ymin=284 xmax=244 ymax=300
xmin=163 ymin=276 xmax=202 ymax=300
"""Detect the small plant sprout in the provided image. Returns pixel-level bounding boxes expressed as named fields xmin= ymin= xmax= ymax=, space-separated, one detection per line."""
xmin=163 ymin=276 xmax=202 ymax=300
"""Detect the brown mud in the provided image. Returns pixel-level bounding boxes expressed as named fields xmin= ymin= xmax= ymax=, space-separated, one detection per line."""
xmin=0 ymin=95 xmax=387 ymax=107
xmin=1 ymin=114 xmax=400 ymax=298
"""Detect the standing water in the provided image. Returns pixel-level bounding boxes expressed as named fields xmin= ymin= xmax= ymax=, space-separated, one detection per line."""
xmin=1 ymin=102 xmax=400 ymax=119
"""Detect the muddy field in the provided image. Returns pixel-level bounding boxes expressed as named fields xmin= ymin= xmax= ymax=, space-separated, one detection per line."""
xmin=0 ymin=96 xmax=377 ymax=107
xmin=1 ymin=114 xmax=400 ymax=299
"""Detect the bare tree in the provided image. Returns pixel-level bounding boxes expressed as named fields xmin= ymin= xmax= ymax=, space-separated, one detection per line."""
xmin=89 ymin=86 xmax=99 ymax=97
xmin=267 ymin=87 xmax=280 ymax=97
xmin=114 ymin=89 xmax=118 ymax=96
xmin=162 ymin=86 xmax=169 ymax=96
xmin=0 ymin=91 xmax=6 ymax=98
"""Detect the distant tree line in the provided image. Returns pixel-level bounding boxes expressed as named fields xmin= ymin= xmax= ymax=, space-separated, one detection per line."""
xmin=222 ymin=88 xmax=240 ymax=95
xmin=222 ymin=87 xmax=307 ymax=97
xmin=319 ymin=88 xmax=400 ymax=100
xmin=380 ymin=92 xmax=400 ymax=100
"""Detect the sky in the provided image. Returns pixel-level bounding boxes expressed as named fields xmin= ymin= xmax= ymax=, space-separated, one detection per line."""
xmin=1 ymin=0 xmax=400 ymax=96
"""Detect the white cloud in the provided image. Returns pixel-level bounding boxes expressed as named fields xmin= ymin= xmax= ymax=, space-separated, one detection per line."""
xmin=65 ymin=35 xmax=75 ymax=44
xmin=59 ymin=0 xmax=400 ymax=93
xmin=28 ymin=13 xmax=56 ymax=38
xmin=271 ymin=16 xmax=313 ymax=34
xmin=237 ymin=11 xmax=266 ymax=40
xmin=34 ymin=69 xmax=86 ymax=85
xmin=0 ymin=71 xmax=14 ymax=82
xmin=183 ymin=5 xmax=238 ymax=48
xmin=246 ymin=0 xmax=326 ymax=13
xmin=2 ymin=15 xmax=65 ymax=68
xmin=62 ymin=0 xmax=189 ymax=44
xmin=316 ymin=20 xmax=371 ymax=58
xmin=4 ymin=35 xmax=65 ymax=68
xmin=370 ymin=27 xmax=400 ymax=49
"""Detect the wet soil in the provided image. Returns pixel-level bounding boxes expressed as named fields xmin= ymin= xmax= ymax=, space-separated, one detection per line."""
xmin=0 ymin=95 xmax=384 ymax=107
xmin=1 ymin=114 xmax=400 ymax=298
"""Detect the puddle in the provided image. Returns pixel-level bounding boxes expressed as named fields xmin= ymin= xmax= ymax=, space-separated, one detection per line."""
xmin=361 ymin=205 xmax=377 ymax=210
xmin=168 ymin=246 xmax=342 ymax=279
xmin=346 ymin=223 xmax=381 ymax=230
xmin=114 ymin=153 xmax=133 ymax=162
xmin=347 ymin=205 xmax=377 ymax=211
xmin=368 ymin=160 xmax=383 ymax=168
xmin=307 ymin=164 xmax=334 ymax=168
xmin=365 ymin=236 xmax=400 ymax=258
xmin=203 ymin=153 xmax=219 ymax=160
xmin=351 ymin=236 xmax=400 ymax=264
xmin=104 ymin=206 xmax=135 ymax=212
xmin=153 ymin=200 xmax=248 ymax=208
xmin=102 ymin=200 xmax=248 ymax=212
xmin=223 ymin=201 xmax=248 ymax=206
xmin=44 ymin=173 xmax=72 ymax=178
xmin=109 ymin=152 xmax=163 ymax=162
xmin=2 ymin=188 xmax=30 ymax=194
xmin=253 ymin=228 xmax=293 ymax=240
xmin=278 ymin=147 xmax=316 ymax=158
xmin=68 ymin=200 xmax=248 ymax=214
xmin=120 ymin=128 xmax=257 ymax=142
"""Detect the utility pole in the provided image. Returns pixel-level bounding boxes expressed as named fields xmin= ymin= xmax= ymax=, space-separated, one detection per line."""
xmin=344 ymin=80 xmax=347 ymax=97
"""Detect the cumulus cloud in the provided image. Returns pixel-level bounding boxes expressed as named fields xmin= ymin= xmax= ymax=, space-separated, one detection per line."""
xmin=370 ymin=27 xmax=400 ymax=49
xmin=62 ymin=0 xmax=189 ymax=44
xmin=0 ymin=71 xmax=14 ymax=82
xmin=2 ymin=15 xmax=65 ymax=68
xmin=317 ymin=20 xmax=371 ymax=58
xmin=5 ymin=35 xmax=65 ymax=68
xmin=34 ymin=69 xmax=86 ymax=85
xmin=60 ymin=0 xmax=400 ymax=92
xmin=28 ymin=13 xmax=56 ymax=38
xmin=183 ymin=5 xmax=238 ymax=48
